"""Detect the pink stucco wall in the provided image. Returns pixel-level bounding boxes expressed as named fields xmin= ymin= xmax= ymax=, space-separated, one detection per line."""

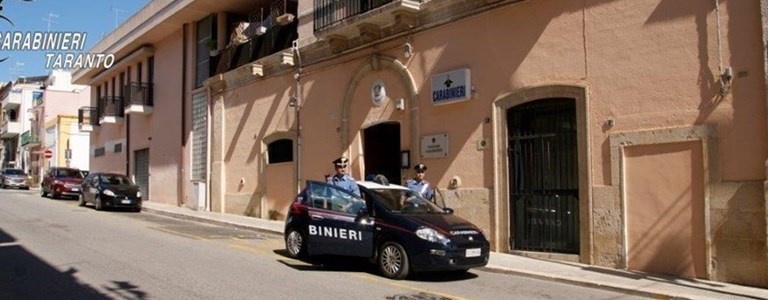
xmin=79 ymin=0 xmax=767 ymax=287
xmin=43 ymin=88 xmax=91 ymax=125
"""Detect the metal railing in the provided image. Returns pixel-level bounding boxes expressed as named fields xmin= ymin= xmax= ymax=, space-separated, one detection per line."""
xmin=313 ymin=0 xmax=394 ymax=32
xmin=78 ymin=106 xmax=99 ymax=126
xmin=20 ymin=131 xmax=40 ymax=146
xmin=123 ymin=82 xmax=154 ymax=107
xmin=98 ymin=96 xmax=124 ymax=118
xmin=211 ymin=21 xmax=298 ymax=75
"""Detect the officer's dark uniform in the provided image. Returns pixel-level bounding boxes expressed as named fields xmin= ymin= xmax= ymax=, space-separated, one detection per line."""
xmin=405 ymin=163 xmax=434 ymax=200
xmin=327 ymin=157 xmax=361 ymax=197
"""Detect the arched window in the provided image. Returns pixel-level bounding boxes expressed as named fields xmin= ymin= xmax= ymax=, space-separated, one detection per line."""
xmin=268 ymin=139 xmax=293 ymax=164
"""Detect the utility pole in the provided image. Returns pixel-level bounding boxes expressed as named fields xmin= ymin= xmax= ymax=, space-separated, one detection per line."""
xmin=111 ymin=6 xmax=127 ymax=29
xmin=42 ymin=13 xmax=59 ymax=32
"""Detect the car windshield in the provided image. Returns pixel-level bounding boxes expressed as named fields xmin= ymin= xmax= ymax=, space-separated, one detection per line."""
xmin=56 ymin=169 xmax=83 ymax=178
xmin=366 ymin=187 xmax=445 ymax=214
xmin=4 ymin=169 xmax=24 ymax=175
xmin=100 ymin=174 xmax=132 ymax=185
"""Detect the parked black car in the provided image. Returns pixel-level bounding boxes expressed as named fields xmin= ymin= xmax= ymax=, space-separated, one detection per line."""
xmin=79 ymin=172 xmax=142 ymax=212
xmin=284 ymin=180 xmax=489 ymax=279
xmin=0 ymin=168 xmax=29 ymax=189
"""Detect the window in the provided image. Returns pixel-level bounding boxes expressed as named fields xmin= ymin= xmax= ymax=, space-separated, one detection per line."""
xmin=195 ymin=14 xmax=216 ymax=88
xmin=148 ymin=56 xmax=154 ymax=83
xmin=137 ymin=61 xmax=143 ymax=83
xmin=114 ymin=143 xmax=122 ymax=153
xmin=55 ymin=168 xmax=83 ymax=179
xmin=308 ymin=183 xmax=365 ymax=215
xmin=32 ymin=91 xmax=43 ymax=106
xmin=191 ymin=91 xmax=207 ymax=180
xmin=94 ymin=147 xmax=105 ymax=157
xmin=268 ymin=139 xmax=293 ymax=164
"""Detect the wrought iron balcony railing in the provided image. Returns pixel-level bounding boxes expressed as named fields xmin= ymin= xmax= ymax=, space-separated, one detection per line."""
xmin=98 ymin=96 xmax=125 ymax=118
xmin=123 ymin=82 xmax=154 ymax=107
xmin=20 ymin=131 xmax=40 ymax=146
xmin=314 ymin=0 xmax=394 ymax=32
xmin=78 ymin=106 xmax=99 ymax=126
xmin=211 ymin=21 xmax=297 ymax=76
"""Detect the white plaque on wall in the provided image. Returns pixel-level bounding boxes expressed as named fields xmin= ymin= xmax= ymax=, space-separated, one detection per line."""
xmin=421 ymin=133 xmax=449 ymax=158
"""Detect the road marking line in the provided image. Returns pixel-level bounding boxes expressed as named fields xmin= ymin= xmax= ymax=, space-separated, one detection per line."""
xmin=228 ymin=243 xmax=281 ymax=258
xmin=150 ymin=227 xmax=204 ymax=240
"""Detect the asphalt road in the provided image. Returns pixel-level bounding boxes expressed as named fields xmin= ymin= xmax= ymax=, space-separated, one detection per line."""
xmin=0 ymin=188 xmax=647 ymax=299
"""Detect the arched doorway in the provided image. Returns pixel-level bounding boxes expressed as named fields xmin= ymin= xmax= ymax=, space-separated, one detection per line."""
xmin=507 ymin=98 xmax=579 ymax=254
xmin=363 ymin=122 xmax=401 ymax=184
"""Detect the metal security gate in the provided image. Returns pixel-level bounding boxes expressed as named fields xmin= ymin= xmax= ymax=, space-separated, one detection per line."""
xmin=508 ymin=99 xmax=579 ymax=254
xmin=134 ymin=149 xmax=149 ymax=201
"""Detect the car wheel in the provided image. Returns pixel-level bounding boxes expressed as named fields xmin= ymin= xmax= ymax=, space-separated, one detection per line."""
xmin=285 ymin=229 xmax=307 ymax=258
xmin=51 ymin=192 xmax=59 ymax=199
xmin=78 ymin=194 xmax=86 ymax=207
xmin=379 ymin=241 xmax=410 ymax=280
xmin=94 ymin=195 xmax=104 ymax=211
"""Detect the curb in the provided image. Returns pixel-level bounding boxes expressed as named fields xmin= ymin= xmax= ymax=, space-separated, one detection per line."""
xmin=479 ymin=267 xmax=684 ymax=300
xmin=141 ymin=206 xmax=284 ymax=236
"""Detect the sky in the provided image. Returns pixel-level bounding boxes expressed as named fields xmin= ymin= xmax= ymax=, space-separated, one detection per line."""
xmin=0 ymin=0 xmax=150 ymax=82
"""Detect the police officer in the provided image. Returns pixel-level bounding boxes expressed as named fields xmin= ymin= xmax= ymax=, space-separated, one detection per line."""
xmin=405 ymin=163 xmax=434 ymax=200
xmin=327 ymin=156 xmax=361 ymax=197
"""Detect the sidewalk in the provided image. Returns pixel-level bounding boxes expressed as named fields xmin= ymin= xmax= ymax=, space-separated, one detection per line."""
xmin=142 ymin=201 xmax=768 ymax=300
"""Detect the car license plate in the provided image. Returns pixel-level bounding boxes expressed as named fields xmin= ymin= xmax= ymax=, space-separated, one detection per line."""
xmin=71 ymin=188 xmax=79 ymax=192
xmin=465 ymin=248 xmax=481 ymax=258
xmin=121 ymin=199 xmax=132 ymax=204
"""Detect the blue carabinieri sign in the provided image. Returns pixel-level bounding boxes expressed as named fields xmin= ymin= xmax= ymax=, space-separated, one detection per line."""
xmin=431 ymin=68 xmax=471 ymax=105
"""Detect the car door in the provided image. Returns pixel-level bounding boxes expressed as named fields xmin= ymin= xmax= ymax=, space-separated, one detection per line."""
xmin=85 ymin=175 xmax=100 ymax=203
xmin=305 ymin=181 xmax=374 ymax=257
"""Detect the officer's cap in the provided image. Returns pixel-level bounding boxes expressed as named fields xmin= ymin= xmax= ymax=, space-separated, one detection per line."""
xmin=333 ymin=156 xmax=349 ymax=167
xmin=414 ymin=163 xmax=427 ymax=172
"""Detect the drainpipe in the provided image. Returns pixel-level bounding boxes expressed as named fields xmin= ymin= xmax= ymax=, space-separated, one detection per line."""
xmin=181 ymin=23 xmax=188 ymax=207
xmin=760 ymin=0 xmax=768 ymax=285
xmin=293 ymin=40 xmax=303 ymax=194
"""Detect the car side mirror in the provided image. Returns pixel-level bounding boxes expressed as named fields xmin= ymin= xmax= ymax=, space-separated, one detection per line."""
xmin=356 ymin=207 xmax=368 ymax=217
xmin=443 ymin=207 xmax=454 ymax=214
xmin=355 ymin=207 xmax=370 ymax=221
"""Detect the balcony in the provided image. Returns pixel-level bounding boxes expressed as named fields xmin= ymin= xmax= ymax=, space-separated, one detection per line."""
xmin=20 ymin=131 xmax=41 ymax=147
xmin=78 ymin=106 xmax=99 ymax=132
xmin=313 ymin=0 xmax=422 ymax=50
xmin=98 ymin=96 xmax=124 ymax=125
xmin=2 ymin=89 xmax=22 ymax=109
xmin=0 ymin=119 xmax=21 ymax=138
xmin=123 ymin=82 xmax=154 ymax=115
xmin=211 ymin=21 xmax=298 ymax=76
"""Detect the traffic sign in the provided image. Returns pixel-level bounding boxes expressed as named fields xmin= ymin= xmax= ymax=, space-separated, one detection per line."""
xmin=43 ymin=149 xmax=53 ymax=159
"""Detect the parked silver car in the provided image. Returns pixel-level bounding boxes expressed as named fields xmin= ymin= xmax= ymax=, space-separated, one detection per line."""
xmin=1 ymin=168 xmax=30 ymax=189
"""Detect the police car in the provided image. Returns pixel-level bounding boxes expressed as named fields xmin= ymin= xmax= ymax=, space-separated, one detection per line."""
xmin=284 ymin=180 xmax=490 ymax=279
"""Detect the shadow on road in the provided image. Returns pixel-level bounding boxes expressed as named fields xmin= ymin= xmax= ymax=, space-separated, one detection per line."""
xmin=273 ymin=249 xmax=479 ymax=282
xmin=0 ymin=228 xmax=147 ymax=299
